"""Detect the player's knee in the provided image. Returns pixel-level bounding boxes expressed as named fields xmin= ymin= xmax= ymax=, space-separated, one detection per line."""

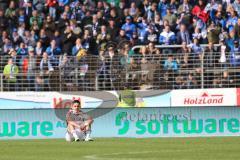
xmin=67 ymin=124 xmax=75 ymax=131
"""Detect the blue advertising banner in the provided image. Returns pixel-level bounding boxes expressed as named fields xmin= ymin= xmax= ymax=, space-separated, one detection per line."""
xmin=1 ymin=107 xmax=240 ymax=139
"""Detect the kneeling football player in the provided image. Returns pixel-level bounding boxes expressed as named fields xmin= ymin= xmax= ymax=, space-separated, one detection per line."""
xmin=65 ymin=100 xmax=94 ymax=142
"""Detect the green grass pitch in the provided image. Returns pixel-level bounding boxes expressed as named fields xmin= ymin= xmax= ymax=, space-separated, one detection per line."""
xmin=1 ymin=137 xmax=240 ymax=160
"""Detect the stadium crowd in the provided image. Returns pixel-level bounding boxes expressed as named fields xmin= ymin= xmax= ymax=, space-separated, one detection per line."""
xmin=0 ymin=0 xmax=240 ymax=91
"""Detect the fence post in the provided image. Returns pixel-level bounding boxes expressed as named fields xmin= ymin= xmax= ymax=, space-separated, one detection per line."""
xmin=75 ymin=68 xmax=78 ymax=90
xmin=95 ymin=75 xmax=98 ymax=91
xmin=0 ymin=73 xmax=3 ymax=92
xmin=59 ymin=67 xmax=62 ymax=92
xmin=201 ymin=50 xmax=205 ymax=89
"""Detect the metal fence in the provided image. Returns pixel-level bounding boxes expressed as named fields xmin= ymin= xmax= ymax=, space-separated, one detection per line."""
xmin=0 ymin=50 xmax=239 ymax=91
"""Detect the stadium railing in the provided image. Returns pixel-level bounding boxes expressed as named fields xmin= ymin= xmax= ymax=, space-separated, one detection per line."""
xmin=0 ymin=49 xmax=240 ymax=91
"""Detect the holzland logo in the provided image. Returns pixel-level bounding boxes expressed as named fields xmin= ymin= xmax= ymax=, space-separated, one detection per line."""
xmin=53 ymin=97 xmax=81 ymax=108
xmin=184 ymin=92 xmax=224 ymax=105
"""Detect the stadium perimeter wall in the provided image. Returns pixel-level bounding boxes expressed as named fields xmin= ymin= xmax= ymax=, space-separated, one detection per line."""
xmin=1 ymin=88 xmax=240 ymax=139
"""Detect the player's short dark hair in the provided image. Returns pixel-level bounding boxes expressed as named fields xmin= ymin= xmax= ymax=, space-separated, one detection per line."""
xmin=72 ymin=100 xmax=81 ymax=105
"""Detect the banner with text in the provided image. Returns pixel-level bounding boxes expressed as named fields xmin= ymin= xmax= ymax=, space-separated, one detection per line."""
xmin=1 ymin=107 xmax=240 ymax=139
xmin=0 ymin=91 xmax=171 ymax=109
xmin=171 ymin=88 xmax=237 ymax=107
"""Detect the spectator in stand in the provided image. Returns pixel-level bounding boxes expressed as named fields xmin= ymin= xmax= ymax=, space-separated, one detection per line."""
xmin=226 ymin=28 xmax=238 ymax=50
xmin=159 ymin=25 xmax=176 ymax=45
xmin=129 ymin=2 xmax=137 ymax=18
xmin=204 ymin=42 xmax=218 ymax=68
xmin=121 ymin=16 xmax=137 ymax=40
xmin=3 ymin=38 xmax=13 ymax=55
xmin=233 ymin=0 xmax=240 ymax=16
xmin=120 ymin=46 xmax=131 ymax=69
xmin=130 ymin=31 xmax=141 ymax=46
xmin=12 ymin=29 xmax=23 ymax=48
xmin=7 ymin=48 xmax=21 ymax=67
xmin=3 ymin=58 xmax=19 ymax=91
xmin=5 ymin=1 xmax=17 ymax=31
xmin=176 ymin=23 xmax=191 ymax=44
xmin=108 ymin=8 xmax=120 ymax=28
xmin=163 ymin=54 xmax=178 ymax=89
xmin=116 ymin=29 xmax=128 ymax=44
xmin=46 ymin=39 xmax=61 ymax=57
xmin=158 ymin=0 xmax=168 ymax=19
xmin=34 ymin=74 xmax=45 ymax=91
xmin=17 ymin=42 xmax=28 ymax=61
xmin=22 ymin=30 xmax=37 ymax=47
xmin=207 ymin=21 xmax=221 ymax=44
xmin=46 ymin=39 xmax=61 ymax=67
xmin=218 ymin=39 xmax=229 ymax=69
xmin=33 ymin=0 xmax=45 ymax=12
xmin=146 ymin=25 xmax=159 ymax=44
xmin=164 ymin=54 xmax=178 ymax=71
xmin=234 ymin=18 xmax=240 ymax=38
xmin=52 ymin=30 xmax=62 ymax=47
xmin=230 ymin=40 xmax=240 ymax=67
xmin=0 ymin=9 xmax=8 ymax=33
xmin=29 ymin=10 xmax=42 ymax=29
xmin=163 ymin=7 xmax=177 ymax=29
xmin=46 ymin=0 xmax=58 ymax=20
xmin=58 ymin=12 xmax=70 ymax=34
xmin=189 ymin=38 xmax=203 ymax=68
xmin=96 ymin=25 xmax=111 ymax=47
xmin=211 ymin=7 xmax=226 ymax=28
xmin=168 ymin=0 xmax=178 ymax=14
xmin=192 ymin=0 xmax=209 ymax=23
xmin=39 ymin=29 xmax=50 ymax=49
xmin=148 ymin=42 xmax=160 ymax=55
xmin=137 ymin=16 xmax=149 ymax=44
xmin=0 ymin=1 xmax=7 ymax=10
xmin=192 ymin=27 xmax=205 ymax=44
xmin=35 ymin=41 xmax=43 ymax=56
xmin=226 ymin=10 xmax=238 ymax=32
xmin=146 ymin=2 xmax=158 ymax=22
xmin=0 ymin=0 xmax=240 ymax=91
xmin=22 ymin=0 xmax=33 ymax=19
xmin=107 ymin=18 xmax=119 ymax=41
xmin=96 ymin=49 xmax=107 ymax=90
xmin=72 ymin=38 xmax=83 ymax=56
xmin=177 ymin=0 xmax=192 ymax=26
xmin=154 ymin=13 xmax=163 ymax=32
xmin=39 ymin=52 xmax=54 ymax=90
xmin=185 ymin=72 xmax=198 ymax=89
xmin=104 ymin=46 xmax=120 ymax=90
xmin=23 ymin=47 xmax=37 ymax=91
xmin=59 ymin=53 xmax=73 ymax=84
xmin=139 ymin=45 xmax=149 ymax=57
xmin=58 ymin=0 xmax=69 ymax=12
xmin=43 ymin=16 xmax=56 ymax=38
xmin=177 ymin=42 xmax=191 ymax=68
xmin=82 ymin=29 xmax=95 ymax=53
xmin=192 ymin=16 xmax=207 ymax=40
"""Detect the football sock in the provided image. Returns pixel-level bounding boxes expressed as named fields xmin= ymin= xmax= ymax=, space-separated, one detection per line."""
xmin=85 ymin=130 xmax=91 ymax=139
xmin=72 ymin=130 xmax=79 ymax=140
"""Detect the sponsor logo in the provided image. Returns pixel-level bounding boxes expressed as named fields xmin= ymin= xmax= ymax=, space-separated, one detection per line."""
xmin=183 ymin=92 xmax=223 ymax=105
xmin=0 ymin=121 xmax=53 ymax=137
xmin=53 ymin=97 xmax=81 ymax=108
xmin=115 ymin=112 xmax=240 ymax=135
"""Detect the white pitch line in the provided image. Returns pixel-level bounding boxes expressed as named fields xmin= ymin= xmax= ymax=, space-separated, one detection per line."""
xmin=83 ymin=148 xmax=206 ymax=160
xmin=84 ymin=151 xmax=157 ymax=160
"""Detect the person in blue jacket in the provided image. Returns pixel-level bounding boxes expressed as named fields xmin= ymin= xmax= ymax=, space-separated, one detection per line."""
xmin=121 ymin=16 xmax=137 ymax=40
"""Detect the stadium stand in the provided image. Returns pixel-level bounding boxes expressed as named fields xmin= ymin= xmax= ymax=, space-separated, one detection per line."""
xmin=0 ymin=0 xmax=240 ymax=91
